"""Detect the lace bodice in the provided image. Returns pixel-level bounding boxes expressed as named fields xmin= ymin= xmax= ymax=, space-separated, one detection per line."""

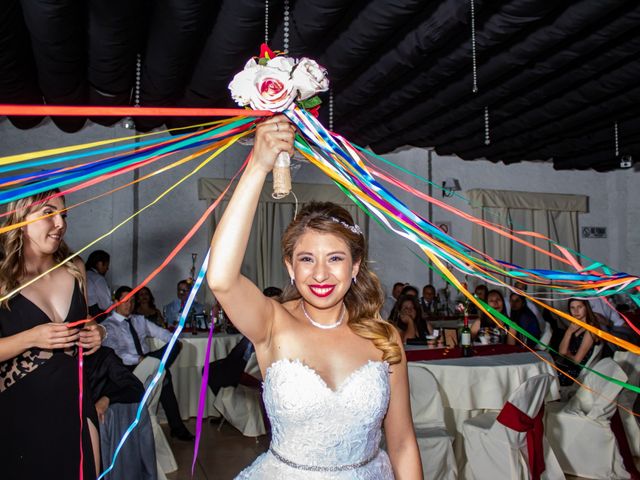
xmin=236 ymin=358 xmax=394 ymax=479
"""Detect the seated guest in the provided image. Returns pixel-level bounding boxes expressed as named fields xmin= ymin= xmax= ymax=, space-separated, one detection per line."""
xmin=556 ymin=298 xmax=601 ymax=386
xmin=135 ymin=286 xmax=165 ymax=327
xmin=420 ymin=284 xmax=438 ymax=316
xmin=163 ymin=279 xmax=205 ymax=327
xmin=507 ymin=281 xmax=545 ymax=330
xmin=381 ymin=281 xmax=405 ymax=320
xmin=102 ymin=286 xmax=194 ymax=441
xmin=400 ymin=284 xmax=419 ymax=297
xmin=390 ymin=294 xmax=432 ymax=343
xmin=471 ymin=289 xmax=508 ymax=339
xmin=486 ymin=289 xmax=508 ymax=318
xmin=589 ymin=297 xmax=623 ymax=330
xmin=590 ymin=297 xmax=636 ymax=353
xmin=262 ymin=286 xmax=282 ymax=300
xmin=85 ymin=346 xmax=146 ymax=421
xmin=474 ymin=284 xmax=488 ymax=302
xmin=86 ymin=249 xmax=112 ymax=318
xmin=506 ymin=292 xmax=541 ymax=349
xmin=468 ymin=283 xmax=488 ymax=315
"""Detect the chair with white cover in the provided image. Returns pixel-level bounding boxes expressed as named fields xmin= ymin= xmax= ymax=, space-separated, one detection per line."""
xmin=407 ymin=363 xmax=458 ymax=480
xmin=536 ymin=322 xmax=553 ymax=350
xmin=133 ymin=357 xmax=177 ymax=478
xmin=613 ymin=351 xmax=640 ymax=458
xmin=545 ymin=358 xmax=630 ymax=479
xmin=212 ymin=352 xmax=266 ymax=438
xmin=581 ymin=342 xmax=604 ymax=374
xmin=462 ymin=373 xmax=564 ymax=480
xmin=559 ymin=342 xmax=604 ymax=401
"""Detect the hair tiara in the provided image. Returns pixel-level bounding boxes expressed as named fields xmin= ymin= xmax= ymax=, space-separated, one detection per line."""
xmin=329 ymin=216 xmax=362 ymax=235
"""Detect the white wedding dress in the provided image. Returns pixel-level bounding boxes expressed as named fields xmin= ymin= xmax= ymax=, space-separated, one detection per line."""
xmin=236 ymin=358 xmax=395 ymax=479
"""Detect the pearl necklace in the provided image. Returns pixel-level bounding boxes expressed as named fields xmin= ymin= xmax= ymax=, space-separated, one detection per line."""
xmin=301 ymin=300 xmax=345 ymax=330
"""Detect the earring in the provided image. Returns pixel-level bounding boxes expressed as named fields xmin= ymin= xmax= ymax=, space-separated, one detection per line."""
xmin=352 ymin=276 xmax=357 ymax=284
xmin=290 ymin=277 xmax=295 ymax=286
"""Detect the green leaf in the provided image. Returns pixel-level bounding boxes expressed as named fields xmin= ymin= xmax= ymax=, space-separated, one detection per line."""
xmin=297 ymin=95 xmax=322 ymax=109
xmin=258 ymin=58 xmax=269 ymax=66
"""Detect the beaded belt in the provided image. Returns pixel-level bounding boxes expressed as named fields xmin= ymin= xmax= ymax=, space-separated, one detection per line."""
xmin=269 ymin=446 xmax=379 ymax=472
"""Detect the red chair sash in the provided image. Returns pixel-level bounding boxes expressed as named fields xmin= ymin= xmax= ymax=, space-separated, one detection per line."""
xmin=610 ymin=409 xmax=640 ymax=480
xmin=496 ymin=401 xmax=545 ymax=480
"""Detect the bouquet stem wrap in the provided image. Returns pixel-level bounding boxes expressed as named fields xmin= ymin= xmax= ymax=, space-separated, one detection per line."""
xmin=272 ymin=151 xmax=291 ymax=199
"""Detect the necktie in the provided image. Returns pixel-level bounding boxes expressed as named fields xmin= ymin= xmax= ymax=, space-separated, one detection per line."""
xmin=125 ymin=317 xmax=144 ymax=357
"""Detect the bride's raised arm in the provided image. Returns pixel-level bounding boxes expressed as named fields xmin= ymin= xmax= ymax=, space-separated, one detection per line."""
xmin=207 ymin=115 xmax=295 ymax=346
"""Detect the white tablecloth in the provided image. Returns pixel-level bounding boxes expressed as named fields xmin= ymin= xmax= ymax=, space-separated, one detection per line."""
xmin=410 ymin=352 xmax=560 ymax=478
xmin=151 ymin=333 xmax=244 ymax=419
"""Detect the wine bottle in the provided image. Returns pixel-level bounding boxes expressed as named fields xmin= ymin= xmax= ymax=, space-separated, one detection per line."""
xmin=461 ymin=315 xmax=473 ymax=357
xmin=190 ymin=309 xmax=197 ymax=335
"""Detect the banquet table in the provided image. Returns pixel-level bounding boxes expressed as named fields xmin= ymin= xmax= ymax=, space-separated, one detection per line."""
xmin=409 ymin=350 xmax=560 ymax=478
xmin=150 ymin=333 xmax=244 ymax=419
xmin=405 ymin=343 xmax=524 ymax=362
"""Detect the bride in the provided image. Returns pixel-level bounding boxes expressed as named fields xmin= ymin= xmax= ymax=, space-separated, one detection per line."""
xmin=207 ymin=115 xmax=421 ymax=479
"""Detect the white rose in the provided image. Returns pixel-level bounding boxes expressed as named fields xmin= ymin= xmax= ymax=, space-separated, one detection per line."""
xmin=267 ymin=56 xmax=296 ymax=73
xmin=249 ymin=67 xmax=296 ymax=112
xmin=228 ymin=59 xmax=263 ymax=106
xmin=291 ymin=58 xmax=329 ymax=100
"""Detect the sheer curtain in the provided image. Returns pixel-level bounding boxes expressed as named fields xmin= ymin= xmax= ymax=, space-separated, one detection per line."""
xmin=198 ymin=178 xmax=369 ymax=301
xmin=468 ymin=189 xmax=588 ymax=274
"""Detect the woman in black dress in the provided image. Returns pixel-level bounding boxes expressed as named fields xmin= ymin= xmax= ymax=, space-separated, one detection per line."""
xmin=0 ymin=190 xmax=104 ymax=479
xmin=557 ymin=298 xmax=600 ymax=386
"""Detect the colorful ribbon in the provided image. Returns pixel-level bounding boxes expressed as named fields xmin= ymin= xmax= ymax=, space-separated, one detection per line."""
xmin=1 ymin=101 xmax=639 ymax=476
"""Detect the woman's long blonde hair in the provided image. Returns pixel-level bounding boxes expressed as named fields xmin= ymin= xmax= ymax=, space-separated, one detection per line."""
xmin=280 ymin=202 xmax=402 ymax=364
xmin=0 ymin=190 xmax=84 ymax=309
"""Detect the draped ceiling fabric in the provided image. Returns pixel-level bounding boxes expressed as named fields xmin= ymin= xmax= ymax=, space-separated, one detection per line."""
xmin=198 ymin=178 xmax=369 ymax=294
xmin=1 ymin=1 xmax=639 ymax=171
xmin=468 ymin=188 xmax=589 ymax=276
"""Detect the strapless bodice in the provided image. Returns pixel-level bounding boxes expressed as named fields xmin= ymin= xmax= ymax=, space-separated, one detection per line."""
xmin=236 ymin=358 xmax=394 ymax=479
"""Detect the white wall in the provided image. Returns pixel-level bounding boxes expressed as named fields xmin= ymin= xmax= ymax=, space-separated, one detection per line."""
xmin=1 ymin=118 xmax=637 ymax=306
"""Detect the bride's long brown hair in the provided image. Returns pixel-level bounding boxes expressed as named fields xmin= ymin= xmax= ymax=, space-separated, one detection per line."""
xmin=280 ymin=202 xmax=402 ymax=364
xmin=0 ymin=190 xmax=84 ymax=309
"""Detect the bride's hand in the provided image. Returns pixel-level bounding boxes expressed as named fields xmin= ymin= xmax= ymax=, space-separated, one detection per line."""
xmin=251 ymin=115 xmax=296 ymax=174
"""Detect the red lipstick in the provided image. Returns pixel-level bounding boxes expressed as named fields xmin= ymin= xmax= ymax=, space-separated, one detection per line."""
xmin=308 ymin=284 xmax=335 ymax=298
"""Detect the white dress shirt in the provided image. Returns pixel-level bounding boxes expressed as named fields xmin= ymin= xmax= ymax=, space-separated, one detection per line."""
xmin=102 ymin=311 xmax=174 ymax=366
xmin=162 ymin=298 xmax=205 ymax=327
xmin=590 ymin=298 xmax=625 ymax=327
xmin=86 ymin=268 xmax=111 ymax=312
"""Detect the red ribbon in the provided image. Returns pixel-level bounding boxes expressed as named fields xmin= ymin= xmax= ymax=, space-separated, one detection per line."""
xmin=496 ymin=401 xmax=545 ymax=480
xmin=0 ymin=104 xmax=271 ymax=117
xmin=78 ymin=346 xmax=84 ymax=480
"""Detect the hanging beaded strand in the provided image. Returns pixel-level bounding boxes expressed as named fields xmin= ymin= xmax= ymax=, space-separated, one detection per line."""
xmin=470 ymin=0 xmax=478 ymax=94
xmin=264 ymin=0 xmax=269 ymax=43
xmin=134 ymin=53 xmax=141 ymax=108
xmin=470 ymin=0 xmax=490 ymax=145
xmin=614 ymin=121 xmax=619 ymax=157
xmin=283 ymin=0 xmax=290 ymax=54
xmin=484 ymin=106 xmax=490 ymax=145
xmin=123 ymin=53 xmax=142 ymax=129
xmin=329 ymin=88 xmax=334 ymax=131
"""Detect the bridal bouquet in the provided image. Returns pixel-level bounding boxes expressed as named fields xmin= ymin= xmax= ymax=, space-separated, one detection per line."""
xmin=228 ymin=44 xmax=329 ymax=113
